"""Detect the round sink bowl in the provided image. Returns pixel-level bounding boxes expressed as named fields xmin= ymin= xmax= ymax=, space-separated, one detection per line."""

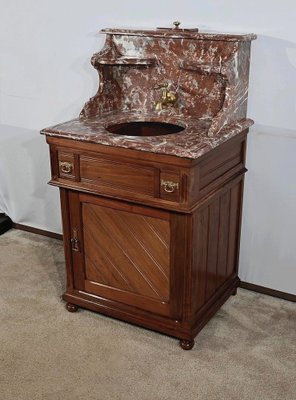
xmin=106 ymin=121 xmax=184 ymax=137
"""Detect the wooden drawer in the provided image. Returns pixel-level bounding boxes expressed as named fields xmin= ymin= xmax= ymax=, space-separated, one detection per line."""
xmin=51 ymin=144 xmax=187 ymax=207
xmin=79 ymin=155 xmax=156 ymax=197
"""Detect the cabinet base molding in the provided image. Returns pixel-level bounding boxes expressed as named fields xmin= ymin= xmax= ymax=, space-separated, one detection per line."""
xmin=63 ymin=276 xmax=240 ymax=349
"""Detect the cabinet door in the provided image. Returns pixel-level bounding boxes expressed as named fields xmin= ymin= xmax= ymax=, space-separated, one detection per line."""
xmin=67 ymin=191 xmax=184 ymax=318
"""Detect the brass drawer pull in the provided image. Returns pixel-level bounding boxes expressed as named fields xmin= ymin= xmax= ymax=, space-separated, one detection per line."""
xmin=161 ymin=179 xmax=179 ymax=193
xmin=59 ymin=161 xmax=73 ymax=174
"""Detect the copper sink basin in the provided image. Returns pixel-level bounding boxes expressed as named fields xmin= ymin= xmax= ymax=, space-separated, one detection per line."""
xmin=106 ymin=121 xmax=184 ymax=137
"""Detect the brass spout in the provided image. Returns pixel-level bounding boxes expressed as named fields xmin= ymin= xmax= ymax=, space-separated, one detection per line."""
xmin=154 ymin=82 xmax=177 ymax=111
xmin=155 ymin=101 xmax=163 ymax=112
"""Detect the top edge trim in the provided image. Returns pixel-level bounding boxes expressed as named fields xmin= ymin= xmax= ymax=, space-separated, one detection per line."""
xmin=100 ymin=29 xmax=257 ymax=41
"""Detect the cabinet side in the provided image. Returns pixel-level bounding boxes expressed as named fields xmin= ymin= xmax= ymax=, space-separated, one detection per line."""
xmin=190 ymin=176 xmax=244 ymax=327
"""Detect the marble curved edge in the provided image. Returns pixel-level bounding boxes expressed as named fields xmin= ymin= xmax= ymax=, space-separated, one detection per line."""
xmin=219 ymin=118 xmax=254 ymax=135
xmin=40 ymin=112 xmax=253 ymax=160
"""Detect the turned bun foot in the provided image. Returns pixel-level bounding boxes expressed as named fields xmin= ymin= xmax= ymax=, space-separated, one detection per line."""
xmin=66 ymin=302 xmax=79 ymax=313
xmin=179 ymin=339 xmax=195 ymax=350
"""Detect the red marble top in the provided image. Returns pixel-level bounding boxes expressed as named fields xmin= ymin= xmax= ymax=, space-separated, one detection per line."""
xmin=41 ymin=111 xmax=253 ymax=160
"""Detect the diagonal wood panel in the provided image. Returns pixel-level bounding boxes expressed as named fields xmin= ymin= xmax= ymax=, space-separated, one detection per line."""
xmin=84 ymin=244 xmax=134 ymax=292
xmin=82 ymin=203 xmax=170 ymax=302
xmin=83 ymin=206 xmax=160 ymax=299
xmin=140 ymin=216 xmax=170 ymax=249
xmin=116 ymin=212 xmax=169 ymax=279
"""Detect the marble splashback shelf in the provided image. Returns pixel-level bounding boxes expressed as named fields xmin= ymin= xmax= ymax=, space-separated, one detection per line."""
xmin=93 ymin=56 xmax=157 ymax=66
xmin=180 ymin=61 xmax=225 ymax=75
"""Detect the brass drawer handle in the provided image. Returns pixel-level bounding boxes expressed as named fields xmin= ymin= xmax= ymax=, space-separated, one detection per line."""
xmin=59 ymin=161 xmax=73 ymax=174
xmin=161 ymin=179 xmax=179 ymax=193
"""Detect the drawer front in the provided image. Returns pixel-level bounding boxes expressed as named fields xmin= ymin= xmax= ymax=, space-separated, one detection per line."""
xmin=51 ymin=146 xmax=187 ymax=206
xmin=58 ymin=152 xmax=76 ymax=180
xmin=80 ymin=155 xmax=155 ymax=197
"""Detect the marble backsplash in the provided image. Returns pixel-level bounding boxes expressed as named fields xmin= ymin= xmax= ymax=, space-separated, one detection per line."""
xmin=80 ymin=28 xmax=256 ymax=136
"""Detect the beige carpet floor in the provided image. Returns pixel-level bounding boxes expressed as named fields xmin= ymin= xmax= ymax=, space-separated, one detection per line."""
xmin=0 ymin=229 xmax=295 ymax=400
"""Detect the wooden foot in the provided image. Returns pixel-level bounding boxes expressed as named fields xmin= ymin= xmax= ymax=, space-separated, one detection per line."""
xmin=66 ymin=302 xmax=79 ymax=313
xmin=179 ymin=339 xmax=195 ymax=350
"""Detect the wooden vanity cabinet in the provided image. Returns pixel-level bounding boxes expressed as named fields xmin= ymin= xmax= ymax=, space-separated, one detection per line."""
xmin=46 ymin=129 xmax=247 ymax=350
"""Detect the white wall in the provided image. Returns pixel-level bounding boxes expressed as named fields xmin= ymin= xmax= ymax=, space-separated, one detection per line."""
xmin=0 ymin=0 xmax=295 ymax=294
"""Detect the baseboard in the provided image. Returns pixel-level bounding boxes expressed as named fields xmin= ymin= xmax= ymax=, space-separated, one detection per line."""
xmin=240 ymin=281 xmax=296 ymax=303
xmin=12 ymin=223 xmax=63 ymax=240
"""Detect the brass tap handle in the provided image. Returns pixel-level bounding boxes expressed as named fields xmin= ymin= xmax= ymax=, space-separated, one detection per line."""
xmin=59 ymin=161 xmax=73 ymax=174
xmin=161 ymin=179 xmax=179 ymax=193
xmin=173 ymin=21 xmax=181 ymax=29
xmin=154 ymin=82 xmax=173 ymax=101
xmin=154 ymin=82 xmax=169 ymax=90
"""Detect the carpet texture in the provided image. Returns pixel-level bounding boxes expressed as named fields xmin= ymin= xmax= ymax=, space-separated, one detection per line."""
xmin=0 ymin=229 xmax=295 ymax=400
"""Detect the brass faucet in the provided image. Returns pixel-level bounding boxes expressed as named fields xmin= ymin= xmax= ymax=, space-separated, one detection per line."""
xmin=154 ymin=82 xmax=177 ymax=111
